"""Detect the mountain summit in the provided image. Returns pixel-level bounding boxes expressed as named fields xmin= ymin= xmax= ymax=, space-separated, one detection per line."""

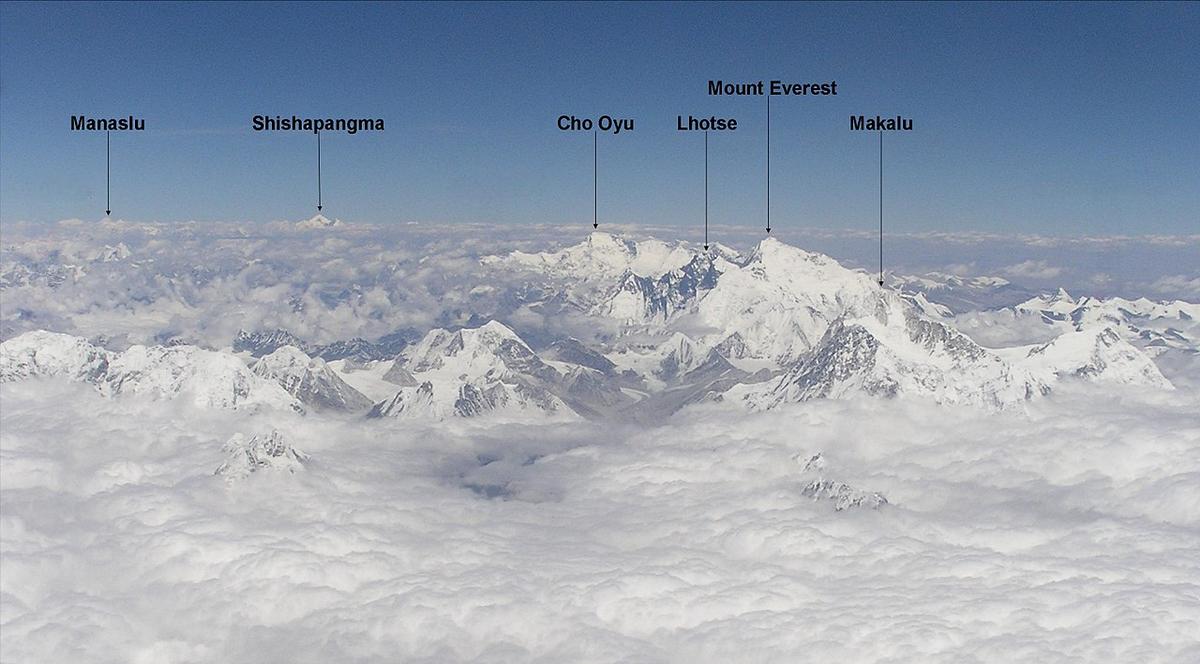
xmin=295 ymin=213 xmax=344 ymax=229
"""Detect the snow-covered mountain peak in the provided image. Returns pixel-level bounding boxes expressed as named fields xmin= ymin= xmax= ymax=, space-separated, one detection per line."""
xmin=295 ymin=213 xmax=343 ymax=229
xmin=747 ymin=236 xmax=826 ymax=264
xmin=253 ymin=345 xmax=373 ymax=412
xmin=687 ymin=238 xmax=889 ymax=363
xmin=744 ymin=237 xmax=873 ymax=289
xmin=253 ymin=344 xmax=316 ymax=373
xmin=485 ymin=232 xmax=702 ymax=279
xmin=580 ymin=230 xmax=634 ymax=254
xmin=371 ymin=320 xmax=576 ymax=421
xmin=105 ymin=344 xmax=305 ymax=412
xmin=403 ymin=320 xmax=541 ymax=378
xmin=728 ymin=310 xmax=1046 ymax=410
xmin=461 ymin=319 xmax=526 ymax=347
xmin=94 ymin=242 xmax=132 ymax=263
xmin=0 ymin=330 xmax=113 ymax=383
xmin=214 ymin=430 xmax=308 ymax=480
xmin=1017 ymin=288 xmax=1077 ymax=315
xmin=1017 ymin=326 xmax=1173 ymax=389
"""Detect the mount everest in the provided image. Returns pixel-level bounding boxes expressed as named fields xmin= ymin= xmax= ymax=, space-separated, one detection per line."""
xmin=1 ymin=232 xmax=1182 ymax=421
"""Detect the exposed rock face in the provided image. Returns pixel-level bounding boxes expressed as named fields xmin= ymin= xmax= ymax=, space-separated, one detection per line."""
xmin=736 ymin=301 xmax=1046 ymax=410
xmin=214 ymin=430 xmax=309 ymax=480
xmin=235 ymin=328 xmax=418 ymax=362
xmin=796 ymin=452 xmax=887 ymax=511
xmin=541 ymin=338 xmax=618 ymax=376
xmin=801 ymin=479 xmax=888 ymax=511
xmin=234 ymin=328 xmax=309 ymax=357
xmin=253 ymin=345 xmax=374 ymax=412
xmin=368 ymin=322 xmax=573 ymax=420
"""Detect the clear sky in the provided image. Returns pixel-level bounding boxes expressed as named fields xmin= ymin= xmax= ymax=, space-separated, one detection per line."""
xmin=1 ymin=1 xmax=1197 ymax=235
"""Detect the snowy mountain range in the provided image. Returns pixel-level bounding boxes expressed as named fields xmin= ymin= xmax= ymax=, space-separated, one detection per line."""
xmin=1014 ymin=288 xmax=1198 ymax=353
xmin=1 ymin=233 xmax=1189 ymax=421
xmin=1 ymin=330 xmax=304 ymax=412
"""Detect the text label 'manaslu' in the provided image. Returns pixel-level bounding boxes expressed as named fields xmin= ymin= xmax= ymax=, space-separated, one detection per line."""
xmin=71 ymin=115 xmax=145 ymax=131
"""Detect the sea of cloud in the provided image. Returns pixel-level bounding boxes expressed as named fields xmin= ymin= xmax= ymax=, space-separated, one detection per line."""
xmin=2 ymin=219 xmax=1199 ymax=662
xmin=2 ymin=377 xmax=1198 ymax=662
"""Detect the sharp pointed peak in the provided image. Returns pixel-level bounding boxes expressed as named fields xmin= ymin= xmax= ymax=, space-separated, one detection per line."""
xmin=746 ymin=235 xmax=798 ymax=260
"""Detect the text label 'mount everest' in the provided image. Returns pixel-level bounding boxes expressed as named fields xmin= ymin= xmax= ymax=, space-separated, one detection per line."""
xmin=708 ymin=80 xmax=838 ymax=96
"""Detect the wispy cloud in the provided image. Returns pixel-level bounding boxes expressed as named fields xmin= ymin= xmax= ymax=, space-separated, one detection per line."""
xmin=1002 ymin=259 xmax=1065 ymax=280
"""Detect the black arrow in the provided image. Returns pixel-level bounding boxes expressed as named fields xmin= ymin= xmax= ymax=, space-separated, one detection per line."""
xmin=316 ymin=130 xmax=323 ymax=211
xmin=766 ymin=95 xmax=771 ymax=234
xmin=593 ymin=130 xmax=598 ymax=229
xmin=878 ymin=130 xmax=884 ymax=286
xmin=105 ymin=130 xmax=111 ymax=216
xmin=704 ymin=130 xmax=709 ymax=251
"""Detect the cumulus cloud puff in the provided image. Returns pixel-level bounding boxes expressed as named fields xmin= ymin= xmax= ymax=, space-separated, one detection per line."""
xmin=1151 ymin=274 xmax=1200 ymax=298
xmin=1002 ymin=259 xmax=1064 ymax=280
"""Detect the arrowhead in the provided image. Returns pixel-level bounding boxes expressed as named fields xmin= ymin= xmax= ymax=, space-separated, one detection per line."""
xmin=105 ymin=210 xmax=111 ymax=216
xmin=878 ymin=279 xmax=885 ymax=287
xmin=766 ymin=227 xmax=771 ymax=234
xmin=593 ymin=223 xmax=598 ymax=229
xmin=317 ymin=205 xmax=323 ymax=211
xmin=703 ymin=244 xmax=710 ymax=251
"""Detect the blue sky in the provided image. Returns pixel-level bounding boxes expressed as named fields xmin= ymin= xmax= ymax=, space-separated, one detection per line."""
xmin=1 ymin=1 xmax=1197 ymax=235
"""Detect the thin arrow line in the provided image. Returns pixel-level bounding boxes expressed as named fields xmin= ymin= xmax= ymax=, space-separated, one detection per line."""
xmin=704 ymin=130 xmax=709 ymax=250
xmin=878 ymin=130 xmax=884 ymax=286
xmin=593 ymin=130 xmax=598 ymax=229
xmin=766 ymin=95 xmax=771 ymax=234
xmin=317 ymin=130 xmax=323 ymax=211
xmin=106 ymin=130 xmax=111 ymax=216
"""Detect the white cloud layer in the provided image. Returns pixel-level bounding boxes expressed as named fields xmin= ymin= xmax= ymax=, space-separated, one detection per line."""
xmin=3 ymin=378 xmax=1199 ymax=662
